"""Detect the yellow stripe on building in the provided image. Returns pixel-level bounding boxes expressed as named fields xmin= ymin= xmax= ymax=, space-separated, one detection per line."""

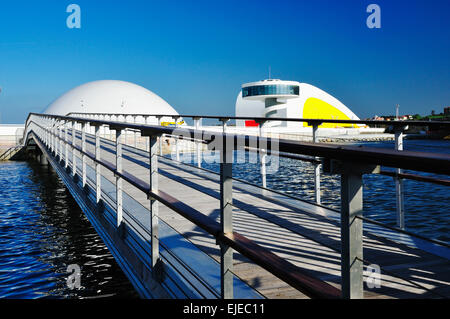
xmin=302 ymin=97 xmax=357 ymax=128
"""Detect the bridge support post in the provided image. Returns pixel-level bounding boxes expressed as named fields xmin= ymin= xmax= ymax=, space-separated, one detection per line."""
xmin=394 ymin=126 xmax=408 ymax=230
xmin=220 ymin=136 xmax=233 ymax=299
xmin=115 ymin=129 xmax=123 ymax=227
xmin=148 ymin=135 xmax=160 ymax=273
xmin=325 ymin=160 xmax=380 ymax=299
xmin=39 ymin=153 xmax=48 ymax=166
xmin=311 ymin=122 xmax=322 ymax=205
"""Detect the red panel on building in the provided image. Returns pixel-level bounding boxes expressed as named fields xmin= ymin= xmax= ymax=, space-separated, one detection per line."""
xmin=245 ymin=120 xmax=260 ymax=127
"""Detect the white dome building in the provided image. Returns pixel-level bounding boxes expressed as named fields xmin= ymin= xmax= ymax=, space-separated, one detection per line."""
xmin=44 ymin=80 xmax=180 ymax=124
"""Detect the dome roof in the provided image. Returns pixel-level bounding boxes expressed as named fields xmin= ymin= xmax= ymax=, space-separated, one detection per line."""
xmin=44 ymin=80 xmax=179 ymax=116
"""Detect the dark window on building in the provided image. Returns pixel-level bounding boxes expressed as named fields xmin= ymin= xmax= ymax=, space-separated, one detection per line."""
xmin=242 ymin=85 xmax=299 ymax=98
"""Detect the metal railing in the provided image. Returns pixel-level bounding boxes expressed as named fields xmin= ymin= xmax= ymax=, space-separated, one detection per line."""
xmin=0 ymin=145 xmax=22 ymax=161
xmin=23 ymin=112 xmax=450 ymax=299
xmin=68 ymin=112 xmax=450 ymax=231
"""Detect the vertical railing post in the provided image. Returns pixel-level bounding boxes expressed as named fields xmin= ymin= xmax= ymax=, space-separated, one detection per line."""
xmin=95 ymin=124 xmax=102 ymax=204
xmin=115 ymin=128 xmax=123 ymax=227
xmin=54 ymin=119 xmax=58 ymax=156
xmin=157 ymin=116 xmax=163 ymax=156
xmin=148 ymin=133 xmax=160 ymax=271
xmin=145 ymin=116 xmax=150 ymax=152
xmin=258 ymin=120 xmax=267 ymax=188
xmin=81 ymin=122 xmax=87 ymax=188
xmin=194 ymin=117 xmax=202 ymax=168
xmin=60 ymin=120 xmax=64 ymax=163
xmin=72 ymin=121 xmax=77 ymax=177
xmin=64 ymin=120 xmax=69 ymax=168
xmin=340 ymin=170 xmax=364 ymax=299
xmin=51 ymin=118 xmax=55 ymax=154
xmin=328 ymin=160 xmax=380 ymax=299
xmin=50 ymin=118 xmax=54 ymax=154
xmin=54 ymin=119 xmax=58 ymax=158
xmin=311 ymin=122 xmax=322 ymax=205
xmin=46 ymin=117 xmax=49 ymax=148
xmin=175 ymin=117 xmax=181 ymax=161
xmin=124 ymin=115 xmax=128 ymax=145
xmin=221 ymin=118 xmax=229 ymax=133
xmin=133 ymin=115 xmax=138 ymax=148
xmin=110 ymin=115 xmax=114 ymax=141
xmin=394 ymin=125 xmax=407 ymax=230
xmin=220 ymin=134 xmax=233 ymax=299
xmin=57 ymin=120 xmax=62 ymax=161
xmin=49 ymin=118 xmax=52 ymax=152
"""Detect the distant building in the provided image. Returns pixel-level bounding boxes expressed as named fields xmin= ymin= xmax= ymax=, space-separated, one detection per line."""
xmin=444 ymin=107 xmax=450 ymax=116
xmin=235 ymin=79 xmax=361 ymax=128
xmin=44 ymin=80 xmax=180 ymax=125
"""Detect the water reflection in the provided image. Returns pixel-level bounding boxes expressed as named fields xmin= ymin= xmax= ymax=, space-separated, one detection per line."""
xmin=0 ymin=161 xmax=138 ymax=299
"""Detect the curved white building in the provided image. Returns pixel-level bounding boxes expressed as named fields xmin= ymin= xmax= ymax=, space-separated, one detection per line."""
xmin=44 ymin=80 xmax=180 ymax=124
xmin=236 ymin=79 xmax=360 ymax=128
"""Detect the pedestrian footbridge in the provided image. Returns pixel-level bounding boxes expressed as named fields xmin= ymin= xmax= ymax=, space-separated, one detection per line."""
xmin=17 ymin=112 xmax=450 ymax=299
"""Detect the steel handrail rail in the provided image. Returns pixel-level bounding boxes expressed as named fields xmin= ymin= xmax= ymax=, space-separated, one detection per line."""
xmin=65 ymin=112 xmax=450 ymax=128
xmin=24 ymin=114 xmax=450 ymax=176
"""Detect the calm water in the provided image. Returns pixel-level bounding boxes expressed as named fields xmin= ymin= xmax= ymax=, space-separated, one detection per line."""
xmin=0 ymin=161 xmax=138 ymax=299
xmin=0 ymin=139 xmax=448 ymax=299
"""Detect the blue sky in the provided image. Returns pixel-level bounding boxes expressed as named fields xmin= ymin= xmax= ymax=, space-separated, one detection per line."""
xmin=0 ymin=0 xmax=449 ymax=123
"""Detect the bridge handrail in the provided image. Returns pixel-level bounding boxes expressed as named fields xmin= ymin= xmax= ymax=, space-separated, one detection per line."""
xmin=24 ymin=113 xmax=450 ymax=175
xmin=64 ymin=112 xmax=450 ymax=128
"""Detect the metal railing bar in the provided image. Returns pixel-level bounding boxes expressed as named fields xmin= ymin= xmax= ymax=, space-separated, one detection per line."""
xmin=64 ymin=112 xmax=450 ymax=128
xmin=25 ymin=116 xmax=450 ymax=176
xmin=219 ymin=231 xmax=340 ymax=299
xmin=356 ymin=215 xmax=450 ymax=249
xmin=244 ymin=146 xmax=321 ymax=164
xmin=158 ymin=154 xmax=334 ymax=210
xmin=380 ymin=170 xmax=450 ymax=187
